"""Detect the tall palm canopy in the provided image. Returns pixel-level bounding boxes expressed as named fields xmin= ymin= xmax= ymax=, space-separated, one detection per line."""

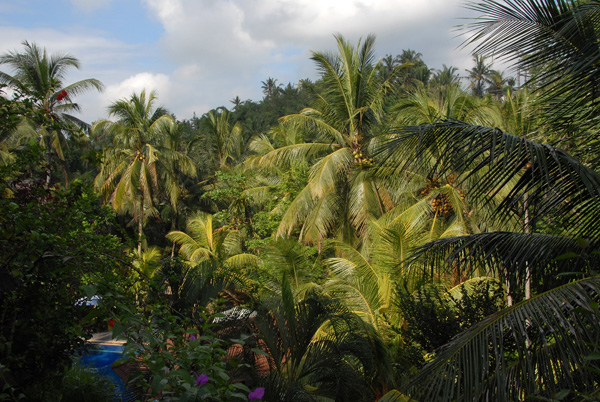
xmin=375 ymin=0 xmax=600 ymax=399
xmin=466 ymin=54 xmax=492 ymax=97
xmin=0 ymin=41 xmax=103 ymax=118
xmin=94 ymin=90 xmax=196 ymax=252
xmin=464 ymin=0 xmax=600 ymax=127
xmin=255 ymin=34 xmax=396 ymax=246
xmin=0 ymin=41 xmax=103 ymax=183
xmin=200 ymin=107 xmax=243 ymax=170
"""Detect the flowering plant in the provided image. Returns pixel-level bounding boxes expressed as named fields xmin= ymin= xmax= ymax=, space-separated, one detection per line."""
xmin=114 ymin=301 xmax=252 ymax=401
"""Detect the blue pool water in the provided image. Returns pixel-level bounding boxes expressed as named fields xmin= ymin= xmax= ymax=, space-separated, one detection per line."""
xmin=79 ymin=343 xmax=127 ymax=399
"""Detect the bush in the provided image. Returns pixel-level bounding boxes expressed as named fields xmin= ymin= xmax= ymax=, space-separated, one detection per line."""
xmin=59 ymin=362 xmax=115 ymax=402
xmin=114 ymin=301 xmax=253 ymax=401
xmin=0 ymin=146 xmax=128 ymax=400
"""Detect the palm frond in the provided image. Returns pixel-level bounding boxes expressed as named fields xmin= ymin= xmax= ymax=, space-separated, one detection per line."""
xmin=462 ymin=0 xmax=600 ymax=126
xmin=407 ymin=277 xmax=600 ymax=401
xmin=406 ymin=231 xmax=598 ymax=293
xmin=309 ymin=147 xmax=352 ymax=197
xmin=378 ymin=120 xmax=600 ymax=240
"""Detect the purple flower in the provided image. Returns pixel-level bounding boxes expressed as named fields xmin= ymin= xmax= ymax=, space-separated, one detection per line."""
xmin=248 ymin=387 xmax=265 ymax=400
xmin=188 ymin=334 xmax=197 ymax=341
xmin=194 ymin=372 xmax=209 ymax=386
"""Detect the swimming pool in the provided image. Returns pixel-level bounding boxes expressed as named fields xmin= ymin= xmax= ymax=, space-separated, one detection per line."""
xmin=79 ymin=343 xmax=128 ymax=400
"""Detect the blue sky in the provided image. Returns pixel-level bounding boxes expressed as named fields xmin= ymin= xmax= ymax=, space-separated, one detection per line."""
xmin=0 ymin=0 xmax=484 ymax=123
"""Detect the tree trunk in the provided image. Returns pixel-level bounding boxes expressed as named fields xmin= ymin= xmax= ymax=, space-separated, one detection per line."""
xmin=524 ymin=194 xmax=531 ymax=300
xmin=138 ymin=194 xmax=144 ymax=255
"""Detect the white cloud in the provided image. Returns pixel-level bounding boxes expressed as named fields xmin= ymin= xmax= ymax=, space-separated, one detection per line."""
xmin=0 ymin=26 xmax=163 ymax=122
xmin=105 ymin=72 xmax=171 ymax=101
xmin=134 ymin=0 xmax=476 ymax=119
xmin=1 ymin=0 xmax=494 ymax=123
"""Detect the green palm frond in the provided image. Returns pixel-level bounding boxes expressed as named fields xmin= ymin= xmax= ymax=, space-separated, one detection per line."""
xmin=407 ymin=277 xmax=600 ymax=401
xmin=406 ymin=231 xmax=598 ymax=293
xmin=248 ymin=277 xmax=393 ymax=401
xmin=463 ymin=0 xmax=600 ymax=127
xmin=379 ymin=120 xmax=600 ymax=240
xmin=223 ymin=253 xmax=260 ymax=271
xmin=348 ymin=169 xmax=393 ymax=237
xmin=166 ymin=230 xmax=212 ymax=263
xmin=309 ymin=147 xmax=352 ymax=197
xmin=255 ymin=142 xmax=336 ymax=169
xmin=61 ymin=78 xmax=104 ymax=98
xmin=378 ymin=390 xmax=412 ymax=402
xmin=298 ymin=190 xmax=343 ymax=245
xmin=276 ymin=182 xmax=319 ymax=237
xmin=247 ymin=133 xmax=275 ymax=155
xmin=281 ymin=109 xmax=349 ymax=146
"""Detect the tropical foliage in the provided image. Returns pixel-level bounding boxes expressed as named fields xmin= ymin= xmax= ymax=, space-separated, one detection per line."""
xmin=4 ymin=1 xmax=600 ymax=400
xmin=0 ymin=41 xmax=103 ymax=184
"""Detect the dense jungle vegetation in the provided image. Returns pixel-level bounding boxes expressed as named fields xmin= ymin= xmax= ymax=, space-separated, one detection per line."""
xmin=2 ymin=0 xmax=600 ymax=401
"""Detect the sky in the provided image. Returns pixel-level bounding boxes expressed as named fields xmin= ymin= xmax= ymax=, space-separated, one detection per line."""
xmin=0 ymin=0 xmax=487 ymax=124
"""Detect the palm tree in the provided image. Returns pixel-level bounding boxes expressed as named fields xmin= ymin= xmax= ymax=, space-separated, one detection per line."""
xmin=158 ymin=122 xmax=201 ymax=257
xmin=200 ymin=107 xmax=243 ymax=171
xmin=261 ymin=77 xmax=282 ymax=99
xmin=397 ymin=49 xmax=430 ymax=89
xmin=393 ymin=84 xmax=497 ymax=126
xmin=254 ymin=34 xmax=397 ymax=247
xmin=485 ymin=70 xmax=514 ymax=99
xmin=465 ymin=0 xmax=600 ymax=129
xmin=230 ymin=95 xmax=243 ymax=110
xmin=166 ymin=212 xmax=259 ymax=273
xmin=0 ymin=41 xmax=103 ymax=184
xmin=375 ymin=1 xmax=600 ymax=398
xmin=380 ymin=95 xmax=600 ymax=401
xmin=398 ymin=49 xmax=423 ymax=65
xmin=227 ymin=277 xmax=393 ymax=401
xmin=429 ymin=65 xmax=461 ymax=89
xmin=466 ymin=54 xmax=492 ymax=98
xmin=94 ymin=90 xmax=196 ymax=253
xmin=378 ymin=54 xmax=398 ymax=81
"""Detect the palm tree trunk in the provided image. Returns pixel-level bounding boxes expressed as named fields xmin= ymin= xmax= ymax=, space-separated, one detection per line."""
xmin=524 ymin=193 xmax=531 ymax=300
xmin=60 ymin=158 xmax=69 ymax=188
xmin=44 ymin=135 xmax=52 ymax=186
xmin=138 ymin=194 xmax=144 ymax=255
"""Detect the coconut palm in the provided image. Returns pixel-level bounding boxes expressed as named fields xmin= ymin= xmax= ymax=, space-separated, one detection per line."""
xmin=393 ymin=84 xmax=498 ymax=127
xmin=261 ymin=77 xmax=282 ymax=99
xmin=396 ymin=49 xmax=430 ymax=89
xmin=254 ymin=34 xmax=397 ymax=247
xmin=200 ymin=107 xmax=243 ymax=171
xmin=228 ymin=277 xmax=393 ymax=401
xmin=0 ymin=41 xmax=103 ymax=184
xmin=379 ymin=115 xmax=600 ymax=400
xmin=94 ymin=90 xmax=196 ymax=253
xmin=485 ymin=70 xmax=514 ymax=99
xmin=429 ymin=65 xmax=461 ymax=90
xmin=374 ymin=1 xmax=600 ymax=398
xmin=464 ymin=0 xmax=600 ymax=129
xmin=466 ymin=54 xmax=492 ymax=98
xmin=166 ymin=212 xmax=259 ymax=273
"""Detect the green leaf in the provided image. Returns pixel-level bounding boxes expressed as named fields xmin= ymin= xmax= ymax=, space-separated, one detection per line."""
xmin=377 ymin=390 xmax=413 ymax=402
xmin=250 ymin=347 xmax=270 ymax=357
xmin=111 ymin=321 xmax=125 ymax=339
xmin=81 ymin=284 xmax=97 ymax=298
xmin=584 ymin=352 xmax=600 ymax=361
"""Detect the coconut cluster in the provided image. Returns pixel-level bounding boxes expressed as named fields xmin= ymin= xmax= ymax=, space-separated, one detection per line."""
xmin=352 ymin=149 xmax=374 ymax=166
xmin=431 ymin=194 xmax=453 ymax=215
xmin=134 ymin=150 xmax=146 ymax=162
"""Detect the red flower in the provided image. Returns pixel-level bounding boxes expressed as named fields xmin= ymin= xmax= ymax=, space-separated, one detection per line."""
xmin=56 ymin=90 xmax=67 ymax=101
xmin=108 ymin=319 xmax=115 ymax=329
